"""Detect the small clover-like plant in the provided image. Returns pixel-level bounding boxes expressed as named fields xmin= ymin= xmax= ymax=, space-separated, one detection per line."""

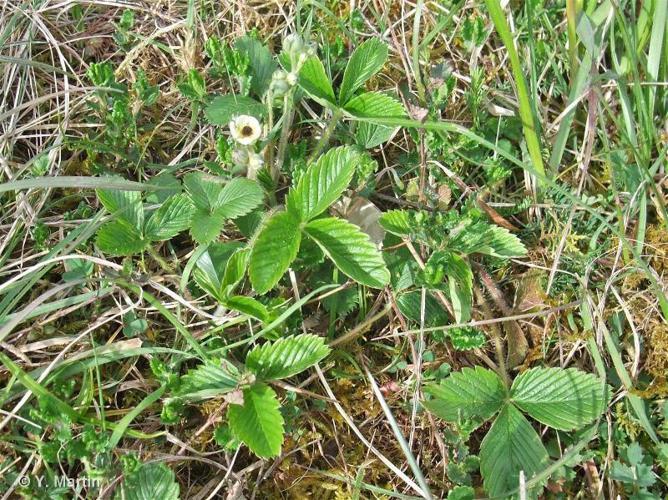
xmin=297 ymin=38 xmax=407 ymax=149
xmin=95 ymin=188 xmax=193 ymax=256
xmin=166 ymin=334 xmax=330 ymax=458
xmin=248 ymin=146 xmax=390 ymax=294
xmin=423 ymin=366 xmax=610 ymax=497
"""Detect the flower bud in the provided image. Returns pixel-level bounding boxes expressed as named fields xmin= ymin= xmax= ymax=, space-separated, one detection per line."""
xmin=282 ymin=34 xmax=304 ymax=56
xmin=286 ymin=72 xmax=298 ymax=86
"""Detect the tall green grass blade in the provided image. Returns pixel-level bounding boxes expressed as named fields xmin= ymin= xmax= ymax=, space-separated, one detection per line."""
xmin=484 ymin=0 xmax=546 ymax=181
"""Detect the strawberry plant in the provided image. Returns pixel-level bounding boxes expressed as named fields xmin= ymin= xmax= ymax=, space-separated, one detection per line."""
xmin=423 ymin=366 xmax=610 ymax=497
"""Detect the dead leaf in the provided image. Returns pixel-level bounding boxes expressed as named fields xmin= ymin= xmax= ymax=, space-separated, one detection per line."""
xmin=224 ymin=389 xmax=244 ymax=406
xmin=334 ymin=196 xmax=385 ymax=246
xmin=477 ymin=197 xmax=519 ymax=231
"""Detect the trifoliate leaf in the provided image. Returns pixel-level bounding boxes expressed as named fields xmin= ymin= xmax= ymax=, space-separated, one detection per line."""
xmin=510 ymin=367 xmax=609 ymax=431
xmin=249 ymin=211 xmax=301 ymax=294
xmin=610 ymin=460 xmax=656 ymax=487
xmin=286 ymin=146 xmax=358 ymax=221
xmin=479 ymin=404 xmax=549 ymax=498
xmin=246 ymin=334 xmax=330 ymax=380
xmin=423 ymin=366 xmax=506 ymax=422
xmin=339 ymin=39 xmax=388 ymax=104
xmin=62 ymin=258 xmax=94 ymax=282
xmin=144 ymin=194 xmax=194 ymax=241
xmin=227 ymin=383 xmax=284 ymax=458
xmin=304 ymin=217 xmax=390 ymax=288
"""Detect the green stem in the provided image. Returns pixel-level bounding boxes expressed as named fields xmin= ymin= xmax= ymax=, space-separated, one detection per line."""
xmin=309 ymin=108 xmax=342 ymax=162
xmin=147 ymin=245 xmax=173 ymax=273
xmin=412 ymin=0 xmax=427 ymax=105
xmin=274 ymin=93 xmax=295 ymax=183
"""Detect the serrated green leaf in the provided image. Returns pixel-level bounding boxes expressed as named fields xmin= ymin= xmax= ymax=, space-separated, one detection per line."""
xmin=479 ymin=405 xmax=549 ymax=498
xmin=189 ymin=208 xmax=226 ymax=245
xmin=235 ymin=36 xmax=276 ymax=97
xmin=234 ymin=210 xmax=263 ymax=238
xmin=355 ymin=121 xmax=398 ymax=149
xmin=216 ymin=178 xmax=264 ymax=219
xmin=246 ymin=334 xmax=330 ymax=380
xmin=304 ymin=217 xmax=390 ymax=289
xmin=145 ymin=173 xmax=182 ymax=204
xmin=339 ymin=39 xmax=388 ymax=104
xmin=228 ymin=383 xmax=284 ymax=458
xmin=450 ymin=222 xmax=527 ymax=258
xmin=176 ymin=359 xmax=240 ymax=401
xmin=346 ymin=92 xmax=405 ymax=148
xmin=184 ymin=172 xmax=224 ymax=212
xmin=97 ymin=188 xmax=143 ymax=228
xmin=204 ymin=94 xmax=265 ymax=125
xmin=224 ymin=295 xmax=268 ymax=321
xmin=323 ymin=286 xmax=358 ymax=318
xmin=423 ymin=366 xmax=506 ymax=422
xmin=220 ymin=247 xmax=250 ymax=294
xmin=298 ymin=56 xmax=336 ymax=106
xmin=344 ymin=91 xmax=406 ymax=119
xmin=379 ymin=210 xmax=412 ymax=236
xmin=482 ymin=225 xmax=527 ymax=257
xmin=62 ymin=258 xmax=94 ymax=282
xmin=286 ymin=146 xmax=358 ymax=221
xmin=510 ymin=367 xmax=609 ymax=431
xmin=144 ymin=194 xmax=194 ymax=241
xmin=194 ymin=242 xmax=244 ymax=301
xmin=439 ymin=252 xmax=473 ymax=323
xmin=96 ymin=220 xmax=147 ymax=256
xmin=249 ymin=211 xmax=301 ymax=294
xmin=610 ymin=460 xmax=657 ymax=487
xmin=115 ymin=462 xmax=180 ymax=500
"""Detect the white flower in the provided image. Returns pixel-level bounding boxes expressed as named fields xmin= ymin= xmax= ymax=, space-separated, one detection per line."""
xmin=229 ymin=115 xmax=262 ymax=146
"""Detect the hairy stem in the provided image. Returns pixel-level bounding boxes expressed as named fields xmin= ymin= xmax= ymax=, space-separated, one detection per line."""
xmin=309 ymin=108 xmax=342 ymax=162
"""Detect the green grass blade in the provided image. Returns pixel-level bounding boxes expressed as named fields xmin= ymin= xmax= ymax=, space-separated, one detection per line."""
xmin=484 ymin=0 xmax=546 ymax=181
